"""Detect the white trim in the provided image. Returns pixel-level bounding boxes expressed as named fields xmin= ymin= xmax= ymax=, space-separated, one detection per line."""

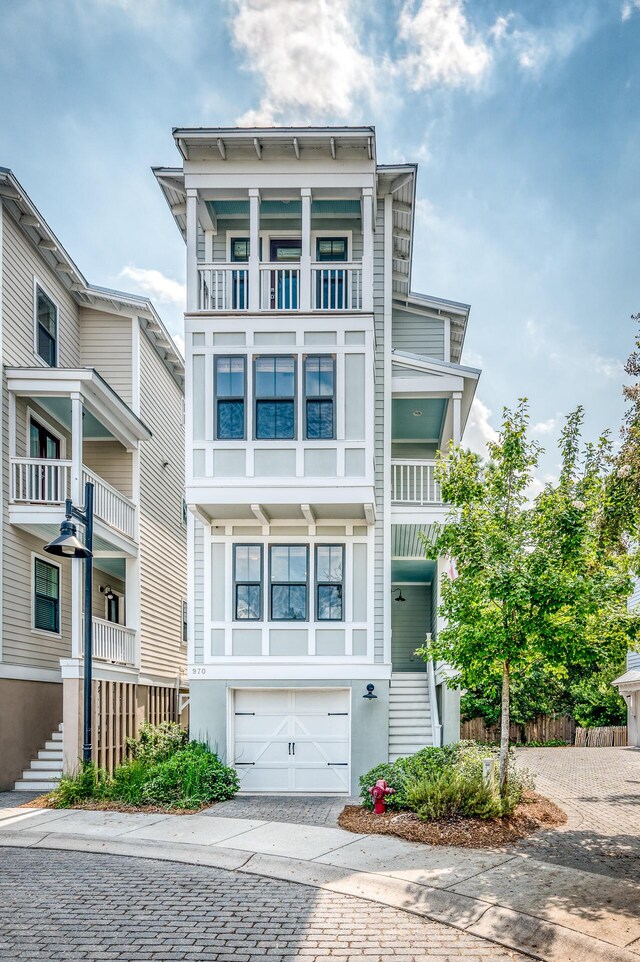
xmin=0 ymin=200 xmax=3 ymax=660
xmin=383 ymin=193 xmax=393 ymax=667
xmin=26 ymin=405 xmax=67 ymax=459
xmin=31 ymin=551 xmax=62 ymax=638
xmin=131 ymin=319 xmax=141 ymax=416
xmin=189 ymin=663 xmax=391 ymax=680
xmin=0 ymin=664 xmax=62 ymax=683
xmin=32 ymin=274 xmax=60 ymax=368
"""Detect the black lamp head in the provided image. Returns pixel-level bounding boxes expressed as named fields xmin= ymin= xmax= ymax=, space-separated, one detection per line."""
xmin=363 ymin=683 xmax=377 ymax=700
xmin=44 ymin=518 xmax=92 ymax=559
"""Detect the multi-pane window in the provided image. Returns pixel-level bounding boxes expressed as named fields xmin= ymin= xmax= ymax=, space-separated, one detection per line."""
xmin=215 ymin=356 xmax=245 ymax=439
xmin=316 ymin=238 xmax=347 ymax=262
xmin=234 ymin=545 xmax=262 ymax=620
xmin=305 ymin=356 xmax=334 ymax=439
xmin=316 ymin=545 xmax=344 ymax=621
xmin=35 ymin=286 xmax=57 ymax=367
xmin=315 ymin=238 xmax=347 ymax=309
xmin=182 ymin=599 xmax=188 ymax=643
xmin=34 ymin=558 xmax=60 ymax=633
xmin=230 ymin=238 xmax=249 ymax=309
xmin=270 ymin=545 xmax=308 ymax=621
xmin=255 ymin=356 xmax=296 ymax=439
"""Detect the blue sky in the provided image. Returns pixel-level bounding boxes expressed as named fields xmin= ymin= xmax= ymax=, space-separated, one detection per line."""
xmin=1 ymin=0 xmax=639 ymax=483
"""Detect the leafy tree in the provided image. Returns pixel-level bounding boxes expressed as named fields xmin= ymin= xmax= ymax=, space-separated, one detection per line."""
xmin=419 ymin=401 xmax=634 ymax=796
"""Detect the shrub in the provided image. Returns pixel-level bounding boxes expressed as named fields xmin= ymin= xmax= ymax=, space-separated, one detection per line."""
xmin=141 ymin=743 xmax=240 ymax=809
xmin=126 ymin=721 xmax=188 ymax=765
xmin=51 ymin=763 xmax=110 ymax=808
xmin=359 ymin=745 xmax=459 ymax=810
xmin=405 ymin=768 xmax=504 ymax=821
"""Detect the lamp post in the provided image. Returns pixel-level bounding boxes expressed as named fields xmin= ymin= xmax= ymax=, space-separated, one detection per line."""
xmin=45 ymin=482 xmax=94 ymax=765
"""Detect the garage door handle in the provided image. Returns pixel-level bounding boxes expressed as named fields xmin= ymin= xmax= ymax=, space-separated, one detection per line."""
xmin=235 ymin=712 xmax=255 ymax=716
xmin=328 ymin=712 xmax=348 ymax=716
xmin=235 ymin=762 xmax=255 ymax=766
xmin=328 ymin=762 xmax=348 ymax=766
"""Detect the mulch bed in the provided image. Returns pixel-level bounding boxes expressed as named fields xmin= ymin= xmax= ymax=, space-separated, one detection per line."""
xmin=338 ymin=792 xmax=566 ymax=849
xmin=20 ymin=796 xmax=203 ymax=815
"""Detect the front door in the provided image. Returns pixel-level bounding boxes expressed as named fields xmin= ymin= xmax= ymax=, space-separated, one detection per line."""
xmin=270 ymin=239 xmax=301 ymax=310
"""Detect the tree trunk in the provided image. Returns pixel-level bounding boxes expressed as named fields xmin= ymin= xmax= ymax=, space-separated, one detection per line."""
xmin=499 ymin=660 xmax=510 ymax=797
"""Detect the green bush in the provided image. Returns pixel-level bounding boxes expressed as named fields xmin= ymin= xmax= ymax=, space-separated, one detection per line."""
xmin=359 ymin=745 xmax=459 ymax=810
xmin=52 ymin=763 xmax=110 ymax=808
xmin=405 ymin=769 xmax=505 ymax=820
xmin=126 ymin=721 xmax=188 ymax=765
xmin=141 ymin=743 xmax=240 ymax=809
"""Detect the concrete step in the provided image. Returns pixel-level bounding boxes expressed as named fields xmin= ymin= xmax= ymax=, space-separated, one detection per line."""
xmin=44 ymin=740 xmax=63 ymax=751
xmin=14 ymin=779 xmax=59 ymax=791
xmin=50 ymin=731 xmax=63 ymax=742
xmin=38 ymin=749 xmax=63 ymax=761
xmin=21 ymin=767 xmax=62 ymax=781
xmin=30 ymin=759 xmax=63 ymax=771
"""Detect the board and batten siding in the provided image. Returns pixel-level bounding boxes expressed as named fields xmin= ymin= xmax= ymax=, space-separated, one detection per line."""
xmin=79 ymin=310 xmax=133 ymax=406
xmin=138 ymin=329 xmax=187 ymax=678
xmin=392 ymin=310 xmax=445 ymax=360
xmin=193 ymin=520 xmax=204 ymax=664
xmin=2 ymin=210 xmax=81 ymax=671
xmin=373 ymin=198 xmax=385 ymax=664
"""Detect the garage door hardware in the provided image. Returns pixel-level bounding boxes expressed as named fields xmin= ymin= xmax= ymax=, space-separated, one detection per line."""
xmin=327 ymin=712 xmax=348 ymax=716
xmin=235 ymin=712 xmax=256 ymax=715
xmin=235 ymin=762 xmax=255 ymax=765
xmin=328 ymin=762 xmax=348 ymax=766
xmin=288 ymin=742 xmax=296 ymax=755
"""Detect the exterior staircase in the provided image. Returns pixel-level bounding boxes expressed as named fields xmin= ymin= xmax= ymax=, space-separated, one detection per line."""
xmin=388 ymin=672 xmax=434 ymax=761
xmin=14 ymin=723 xmax=64 ymax=791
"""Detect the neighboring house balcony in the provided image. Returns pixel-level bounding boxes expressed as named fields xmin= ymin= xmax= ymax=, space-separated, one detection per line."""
xmin=86 ymin=616 xmax=137 ymax=669
xmin=6 ymin=367 xmax=151 ymax=555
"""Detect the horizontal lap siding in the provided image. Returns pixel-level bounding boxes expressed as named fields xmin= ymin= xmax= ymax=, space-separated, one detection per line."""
xmin=374 ymin=199 xmax=385 ymax=663
xmin=79 ymin=311 xmax=133 ymax=406
xmin=2 ymin=211 xmax=80 ymax=670
xmin=392 ymin=310 xmax=444 ymax=359
xmin=138 ymin=331 xmax=186 ymax=678
xmin=83 ymin=441 xmax=133 ymax=499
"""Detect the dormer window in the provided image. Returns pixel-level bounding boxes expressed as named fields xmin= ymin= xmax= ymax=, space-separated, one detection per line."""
xmin=35 ymin=285 xmax=57 ymax=367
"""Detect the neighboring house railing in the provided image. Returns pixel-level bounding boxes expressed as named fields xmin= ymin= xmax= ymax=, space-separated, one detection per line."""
xmin=82 ymin=467 xmax=136 ymax=540
xmin=198 ymin=264 xmax=249 ymax=311
xmin=11 ymin=458 xmax=136 ymax=541
xmin=92 ymin=617 xmax=136 ymax=667
xmin=391 ymin=459 xmax=442 ymax=505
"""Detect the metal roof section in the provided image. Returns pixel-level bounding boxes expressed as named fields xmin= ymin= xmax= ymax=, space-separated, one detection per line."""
xmin=0 ymin=168 xmax=184 ymax=388
xmin=392 ymin=349 xmax=480 ymax=378
xmin=612 ymin=669 xmax=640 ymax=688
xmin=172 ymin=125 xmax=377 ymax=164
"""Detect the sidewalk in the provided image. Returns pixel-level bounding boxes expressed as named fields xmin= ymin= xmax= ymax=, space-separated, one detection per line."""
xmin=1 ymin=803 xmax=639 ymax=962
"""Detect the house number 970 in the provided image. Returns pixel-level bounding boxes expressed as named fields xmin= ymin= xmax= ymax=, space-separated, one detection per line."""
xmin=191 ymin=667 xmax=206 ymax=675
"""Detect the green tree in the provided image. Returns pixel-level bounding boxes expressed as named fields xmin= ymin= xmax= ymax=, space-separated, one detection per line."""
xmin=419 ymin=401 xmax=634 ymax=796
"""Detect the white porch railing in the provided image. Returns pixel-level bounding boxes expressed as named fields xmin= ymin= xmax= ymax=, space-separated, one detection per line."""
xmin=311 ymin=263 xmax=362 ymax=310
xmin=82 ymin=467 xmax=136 ymax=540
xmin=10 ymin=458 xmax=71 ymax=503
xmin=198 ymin=264 xmax=249 ymax=311
xmin=260 ymin=264 xmax=301 ymax=311
xmin=391 ymin=459 xmax=442 ymax=505
xmin=92 ymin=617 xmax=136 ymax=667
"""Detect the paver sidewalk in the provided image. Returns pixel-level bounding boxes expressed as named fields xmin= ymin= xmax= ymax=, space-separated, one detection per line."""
xmin=1 ymin=802 xmax=638 ymax=962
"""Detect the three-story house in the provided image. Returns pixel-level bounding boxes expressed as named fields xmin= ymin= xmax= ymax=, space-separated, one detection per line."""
xmin=155 ymin=126 xmax=479 ymax=794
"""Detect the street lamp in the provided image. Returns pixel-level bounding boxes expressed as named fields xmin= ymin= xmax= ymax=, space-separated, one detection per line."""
xmin=45 ymin=482 xmax=94 ymax=766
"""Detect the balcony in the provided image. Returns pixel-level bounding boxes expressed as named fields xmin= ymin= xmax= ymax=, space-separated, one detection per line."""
xmin=196 ymin=262 xmax=365 ymax=313
xmin=10 ymin=458 xmax=137 ymax=541
xmin=92 ymin=618 xmax=136 ymax=668
xmin=391 ymin=460 xmax=442 ymax=506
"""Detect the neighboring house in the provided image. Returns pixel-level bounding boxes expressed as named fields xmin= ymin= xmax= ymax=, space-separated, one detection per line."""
xmin=155 ymin=126 xmax=479 ymax=794
xmin=612 ymin=579 xmax=640 ymax=748
xmin=0 ymin=169 xmax=187 ymax=790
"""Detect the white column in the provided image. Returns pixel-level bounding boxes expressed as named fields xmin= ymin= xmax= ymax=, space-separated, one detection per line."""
xmin=70 ymin=393 xmax=83 ymax=660
xmin=300 ymin=188 xmax=311 ymax=311
xmin=126 ymin=556 xmax=141 ymax=669
xmin=186 ymin=189 xmax=198 ymax=312
xmin=361 ymin=187 xmax=374 ymax=312
xmin=248 ymin=188 xmax=260 ymax=311
xmin=452 ymin=392 xmax=462 ymax=446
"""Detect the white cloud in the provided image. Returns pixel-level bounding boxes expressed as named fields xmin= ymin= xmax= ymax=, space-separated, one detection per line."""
xmin=532 ymin=417 xmax=558 ymax=435
xmin=489 ymin=10 xmax=596 ymax=78
xmin=229 ymin=0 xmax=376 ymax=125
xmin=397 ymin=0 xmax=492 ymax=89
xmin=119 ymin=266 xmax=185 ymax=308
xmin=622 ymin=0 xmax=640 ymax=21
xmin=462 ymin=397 xmax=499 ymax=456
xmin=591 ymin=354 xmax=624 ymax=379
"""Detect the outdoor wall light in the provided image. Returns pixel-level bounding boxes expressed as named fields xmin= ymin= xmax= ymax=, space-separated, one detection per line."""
xmin=100 ymin=585 xmax=115 ymax=601
xmin=393 ymin=588 xmax=406 ymax=603
xmin=363 ymin=684 xmax=377 ymax=700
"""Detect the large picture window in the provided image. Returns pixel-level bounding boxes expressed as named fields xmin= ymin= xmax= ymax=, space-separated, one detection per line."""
xmin=35 ymin=286 xmax=57 ymax=367
xmin=215 ymin=356 xmax=245 ymax=440
xmin=305 ymin=355 xmax=334 ymax=439
xmin=315 ymin=545 xmax=344 ymax=621
xmin=255 ymin=356 xmax=296 ymax=439
xmin=34 ymin=557 xmax=60 ymax=633
xmin=234 ymin=545 xmax=262 ymax=620
xmin=270 ymin=545 xmax=308 ymax=621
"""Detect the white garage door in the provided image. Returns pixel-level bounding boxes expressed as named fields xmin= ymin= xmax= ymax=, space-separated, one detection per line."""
xmin=232 ymin=689 xmax=350 ymax=793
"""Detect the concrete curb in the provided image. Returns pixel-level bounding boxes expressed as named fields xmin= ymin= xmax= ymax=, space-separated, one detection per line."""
xmin=1 ymin=830 xmax=638 ymax=962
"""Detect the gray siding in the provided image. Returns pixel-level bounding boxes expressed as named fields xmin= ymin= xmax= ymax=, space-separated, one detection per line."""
xmin=373 ymin=199 xmax=385 ymax=663
xmin=392 ymin=309 xmax=444 ymax=360
xmin=391 ymin=585 xmax=431 ymax=671
xmin=628 ymin=651 xmax=640 ymax=670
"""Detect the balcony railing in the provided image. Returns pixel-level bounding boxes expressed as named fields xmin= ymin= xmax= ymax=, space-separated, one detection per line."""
xmin=10 ymin=458 xmax=136 ymax=541
xmin=196 ymin=261 xmax=364 ymax=312
xmin=391 ymin=460 xmax=442 ymax=506
xmin=92 ymin=617 xmax=136 ymax=667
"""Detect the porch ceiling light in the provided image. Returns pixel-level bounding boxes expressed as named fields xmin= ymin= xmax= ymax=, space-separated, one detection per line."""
xmin=412 ymin=409 xmax=423 ymax=417
xmin=44 ymin=518 xmax=92 ymax=559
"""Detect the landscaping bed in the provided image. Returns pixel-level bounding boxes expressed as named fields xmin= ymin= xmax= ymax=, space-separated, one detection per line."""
xmin=339 ymin=791 xmax=566 ymax=848
xmin=21 ymin=796 xmax=204 ymax=815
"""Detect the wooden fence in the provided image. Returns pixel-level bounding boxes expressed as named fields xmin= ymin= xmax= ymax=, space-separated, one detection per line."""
xmin=91 ymin=680 xmax=181 ymax=774
xmin=461 ymin=714 xmax=576 ymax=745
xmin=574 ymin=726 xmax=628 ymax=747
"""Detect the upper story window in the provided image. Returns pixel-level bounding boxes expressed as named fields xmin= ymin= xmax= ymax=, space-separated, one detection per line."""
xmin=234 ymin=544 xmax=262 ymax=620
xmin=255 ymin=356 xmax=295 ymax=440
xmin=270 ymin=545 xmax=308 ymax=621
xmin=304 ymin=355 xmax=335 ymax=439
xmin=35 ymin=286 xmax=57 ymax=367
xmin=316 ymin=237 xmax=347 ymax=262
xmin=231 ymin=238 xmax=250 ymax=262
xmin=33 ymin=556 xmax=60 ymax=634
xmin=216 ymin=356 xmax=246 ymax=440
xmin=316 ymin=545 xmax=344 ymax=621
xmin=315 ymin=237 xmax=348 ymax=309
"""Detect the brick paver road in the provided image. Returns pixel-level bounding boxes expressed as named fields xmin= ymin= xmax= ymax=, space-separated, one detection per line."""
xmin=0 ymin=847 xmax=526 ymax=962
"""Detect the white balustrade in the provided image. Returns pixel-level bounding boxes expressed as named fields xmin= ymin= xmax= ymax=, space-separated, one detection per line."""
xmin=198 ymin=264 xmax=249 ymax=311
xmin=260 ymin=264 xmax=301 ymax=311
xmin=91 ymin=617 xmax=136 ymax=667
xmin=311 ymin=263 xmax=363 ymax=310
xmin=11 ymin=458 xmax=71 ymax=504
xmin=82 ymin=467 xmax=136 ymax=540
xmin=391 ymin=460 xmax=442 ymax=505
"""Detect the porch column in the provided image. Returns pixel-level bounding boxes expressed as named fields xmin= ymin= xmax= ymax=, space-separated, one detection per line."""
xmin=361 ymin=187 xmax=374 ymax=312
xmin=186 ymin=189 xmax=198 ymax=312
xmin=300 ymin=188 xmax=312 ymax=311
xmin=125 ymin=556 xmax=141 ymax=669
xmin=248 ymin=188 xmax=260 ymax=311
xmin=452 ymin=392 xmax=462 ymax=446
xmin=61 ymin=666 xmax=83 ymax=774
xmin=70 ymin=393 xmax=83 ymax=660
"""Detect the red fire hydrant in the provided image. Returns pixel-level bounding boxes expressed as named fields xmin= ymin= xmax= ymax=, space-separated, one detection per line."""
xmin=368 ymin=779 xmax=395 ymax=814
